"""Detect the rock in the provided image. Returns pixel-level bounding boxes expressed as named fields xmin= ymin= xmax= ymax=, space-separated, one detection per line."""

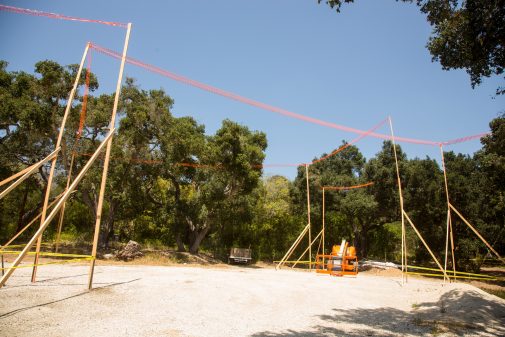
xmin=116 ymin=240 xmax=143 ymax=261
xmin=103 ymin=253 xmax=115 ymax=260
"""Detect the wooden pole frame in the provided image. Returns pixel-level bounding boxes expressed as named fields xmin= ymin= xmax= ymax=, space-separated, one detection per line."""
xmin=275 ymin=223 xmax=310 ymax=270
xmin=292 ymin=229 xmax=323 ymax=268
xmin=388 ymin=117 xmax=407 ymax=285
xmin=88 ymin=23 xmax=132 ymax=290
xmin=31 ymin=43 xmax=91 ymax=283
xmin=0 ymin=130 xmax=115 ymax=288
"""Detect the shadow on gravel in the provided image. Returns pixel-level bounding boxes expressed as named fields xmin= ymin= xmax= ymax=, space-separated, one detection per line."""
xmin=4 ymin=273 xmax=96 ymax=289
xmin=0 ymin=278 xmax=140 ymax=319
xmin=252 ymin=289 xmax=505 ymax=336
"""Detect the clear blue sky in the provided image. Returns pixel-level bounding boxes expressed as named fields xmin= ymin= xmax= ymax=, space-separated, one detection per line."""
xmin=1 ymin=0 xmax=503 ymax=179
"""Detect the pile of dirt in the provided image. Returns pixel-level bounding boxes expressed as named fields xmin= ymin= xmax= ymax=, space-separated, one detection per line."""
xmin=159 ymin=250 xmax=222 ymax=264
xmin=116 ymin=240 xmax=143 ymax=261
xmin=363 ymin=266 xmax=403 ymax=277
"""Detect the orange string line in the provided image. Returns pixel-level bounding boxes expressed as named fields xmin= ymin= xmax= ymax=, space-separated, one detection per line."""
xmin=310 ymin=118 xmax=387 ymax=165
xmin=0 ymin=4 xmax=128 ymax=28
xmin=89 ymin=43 xmax=489 ymax=146
xmin=76 ymin=50 xmax=92 ymax=141
xmin=322 ymin=182 xmax=374 ymax=190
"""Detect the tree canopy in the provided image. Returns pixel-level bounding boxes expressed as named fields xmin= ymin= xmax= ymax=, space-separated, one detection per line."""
xmin=1 ymin=59 xmax=503 ymax=272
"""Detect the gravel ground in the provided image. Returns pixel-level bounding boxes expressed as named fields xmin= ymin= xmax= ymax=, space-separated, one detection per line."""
xmin=1 ymin=263 xmax=504 ymax=337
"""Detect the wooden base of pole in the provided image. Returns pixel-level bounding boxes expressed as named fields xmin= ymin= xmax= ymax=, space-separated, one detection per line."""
xmin=88 ymin=259 xmax=96 ymax=290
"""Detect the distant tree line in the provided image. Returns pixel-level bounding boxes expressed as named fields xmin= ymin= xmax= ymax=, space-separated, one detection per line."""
xmin=1 ymin=60 xmax=503 ymax=272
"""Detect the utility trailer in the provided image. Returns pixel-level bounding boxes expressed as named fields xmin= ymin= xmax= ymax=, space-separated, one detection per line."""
xmin=228 ymin=248 xmax=252 ymax=264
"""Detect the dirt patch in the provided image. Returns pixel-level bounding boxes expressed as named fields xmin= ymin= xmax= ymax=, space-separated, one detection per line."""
xmin=361 ymin=266 xmax=403 ymax=277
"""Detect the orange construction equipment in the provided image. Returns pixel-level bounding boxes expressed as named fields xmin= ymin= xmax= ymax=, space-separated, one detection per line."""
xmin=315 ymin=239 xmax=358 ymax=276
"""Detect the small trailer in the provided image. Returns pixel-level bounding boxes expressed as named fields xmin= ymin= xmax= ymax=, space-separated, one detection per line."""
xmin=228 ymin=248 xmax=252 ymax=264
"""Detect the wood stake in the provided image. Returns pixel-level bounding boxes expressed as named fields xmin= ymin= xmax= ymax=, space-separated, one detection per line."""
xmin=32 ymin=43 xmax=90 ymax=283
xmin=88 ymin=23 xmax=132 ymax=290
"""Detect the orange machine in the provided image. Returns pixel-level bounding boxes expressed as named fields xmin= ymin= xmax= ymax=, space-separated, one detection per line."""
xmin=315 ymin=240 xmax=358 ymax=276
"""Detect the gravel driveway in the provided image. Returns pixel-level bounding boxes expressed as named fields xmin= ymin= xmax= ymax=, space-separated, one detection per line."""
xmin=1 ymin=263 xmax=504 ymax=336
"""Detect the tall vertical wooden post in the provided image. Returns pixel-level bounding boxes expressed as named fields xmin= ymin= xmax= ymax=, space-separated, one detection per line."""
xmin=31 ymin=43 xmax=90 ymax=282
xmin=388 ymin=117 xmax=407 ymax=285
xmin=322 ymin=187 xmax=325 ymax=268
xmin=305 ymin=164 xmax=312 ymax=270
xmin=440 ymin=144 xmax=456 ymax=281
xmin=56 ymin=52 xmax=93 ymax=253
xmin=88 ymin=23 xmax=132 ymax=290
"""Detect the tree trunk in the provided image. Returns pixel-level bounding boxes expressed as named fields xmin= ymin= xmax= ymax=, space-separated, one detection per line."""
xmin=16 ymin=185 xmax=29 ymax=233
xmin=176 ymin=232 xmax=186 ymax=252
xmin=81 ymin=188 xmax=98 ymax=219
xmin=98 ymin=199 xmax=117 ymax=248
xmin=360 ymin=222 xmax=368 ymax=258
xmin=352 ymin=221 xmax=359 ymax=251
xmin=168 ymin=173 xmax=187 ymax=252
xmin=189 ymin=226 xmax=211 ymax=255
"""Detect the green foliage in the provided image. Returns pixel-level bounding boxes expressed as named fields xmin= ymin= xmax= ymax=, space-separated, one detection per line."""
xmin=251 ymin=176 xmax=304 ymax=260
xmin=1 ymin=59 xmax=503 ymax=273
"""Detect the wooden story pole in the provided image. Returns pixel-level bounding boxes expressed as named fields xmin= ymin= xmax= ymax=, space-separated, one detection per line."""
xmin=322 ymin=187 xmax=325 ymax=269
xmin=0 ymin=131 xmax=114 ymax=288
xmin=305 ymin=164 xmax=312 ymax=271
xmin=388 ymin=117 xmax=407 ymax=284
xmin=88 ymin=23 xmax=132 ymax=290
xmin=31 ymin=43 xmax=90 ymax=283
xmin=440 ymin=144 xmax=456 ymax=280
